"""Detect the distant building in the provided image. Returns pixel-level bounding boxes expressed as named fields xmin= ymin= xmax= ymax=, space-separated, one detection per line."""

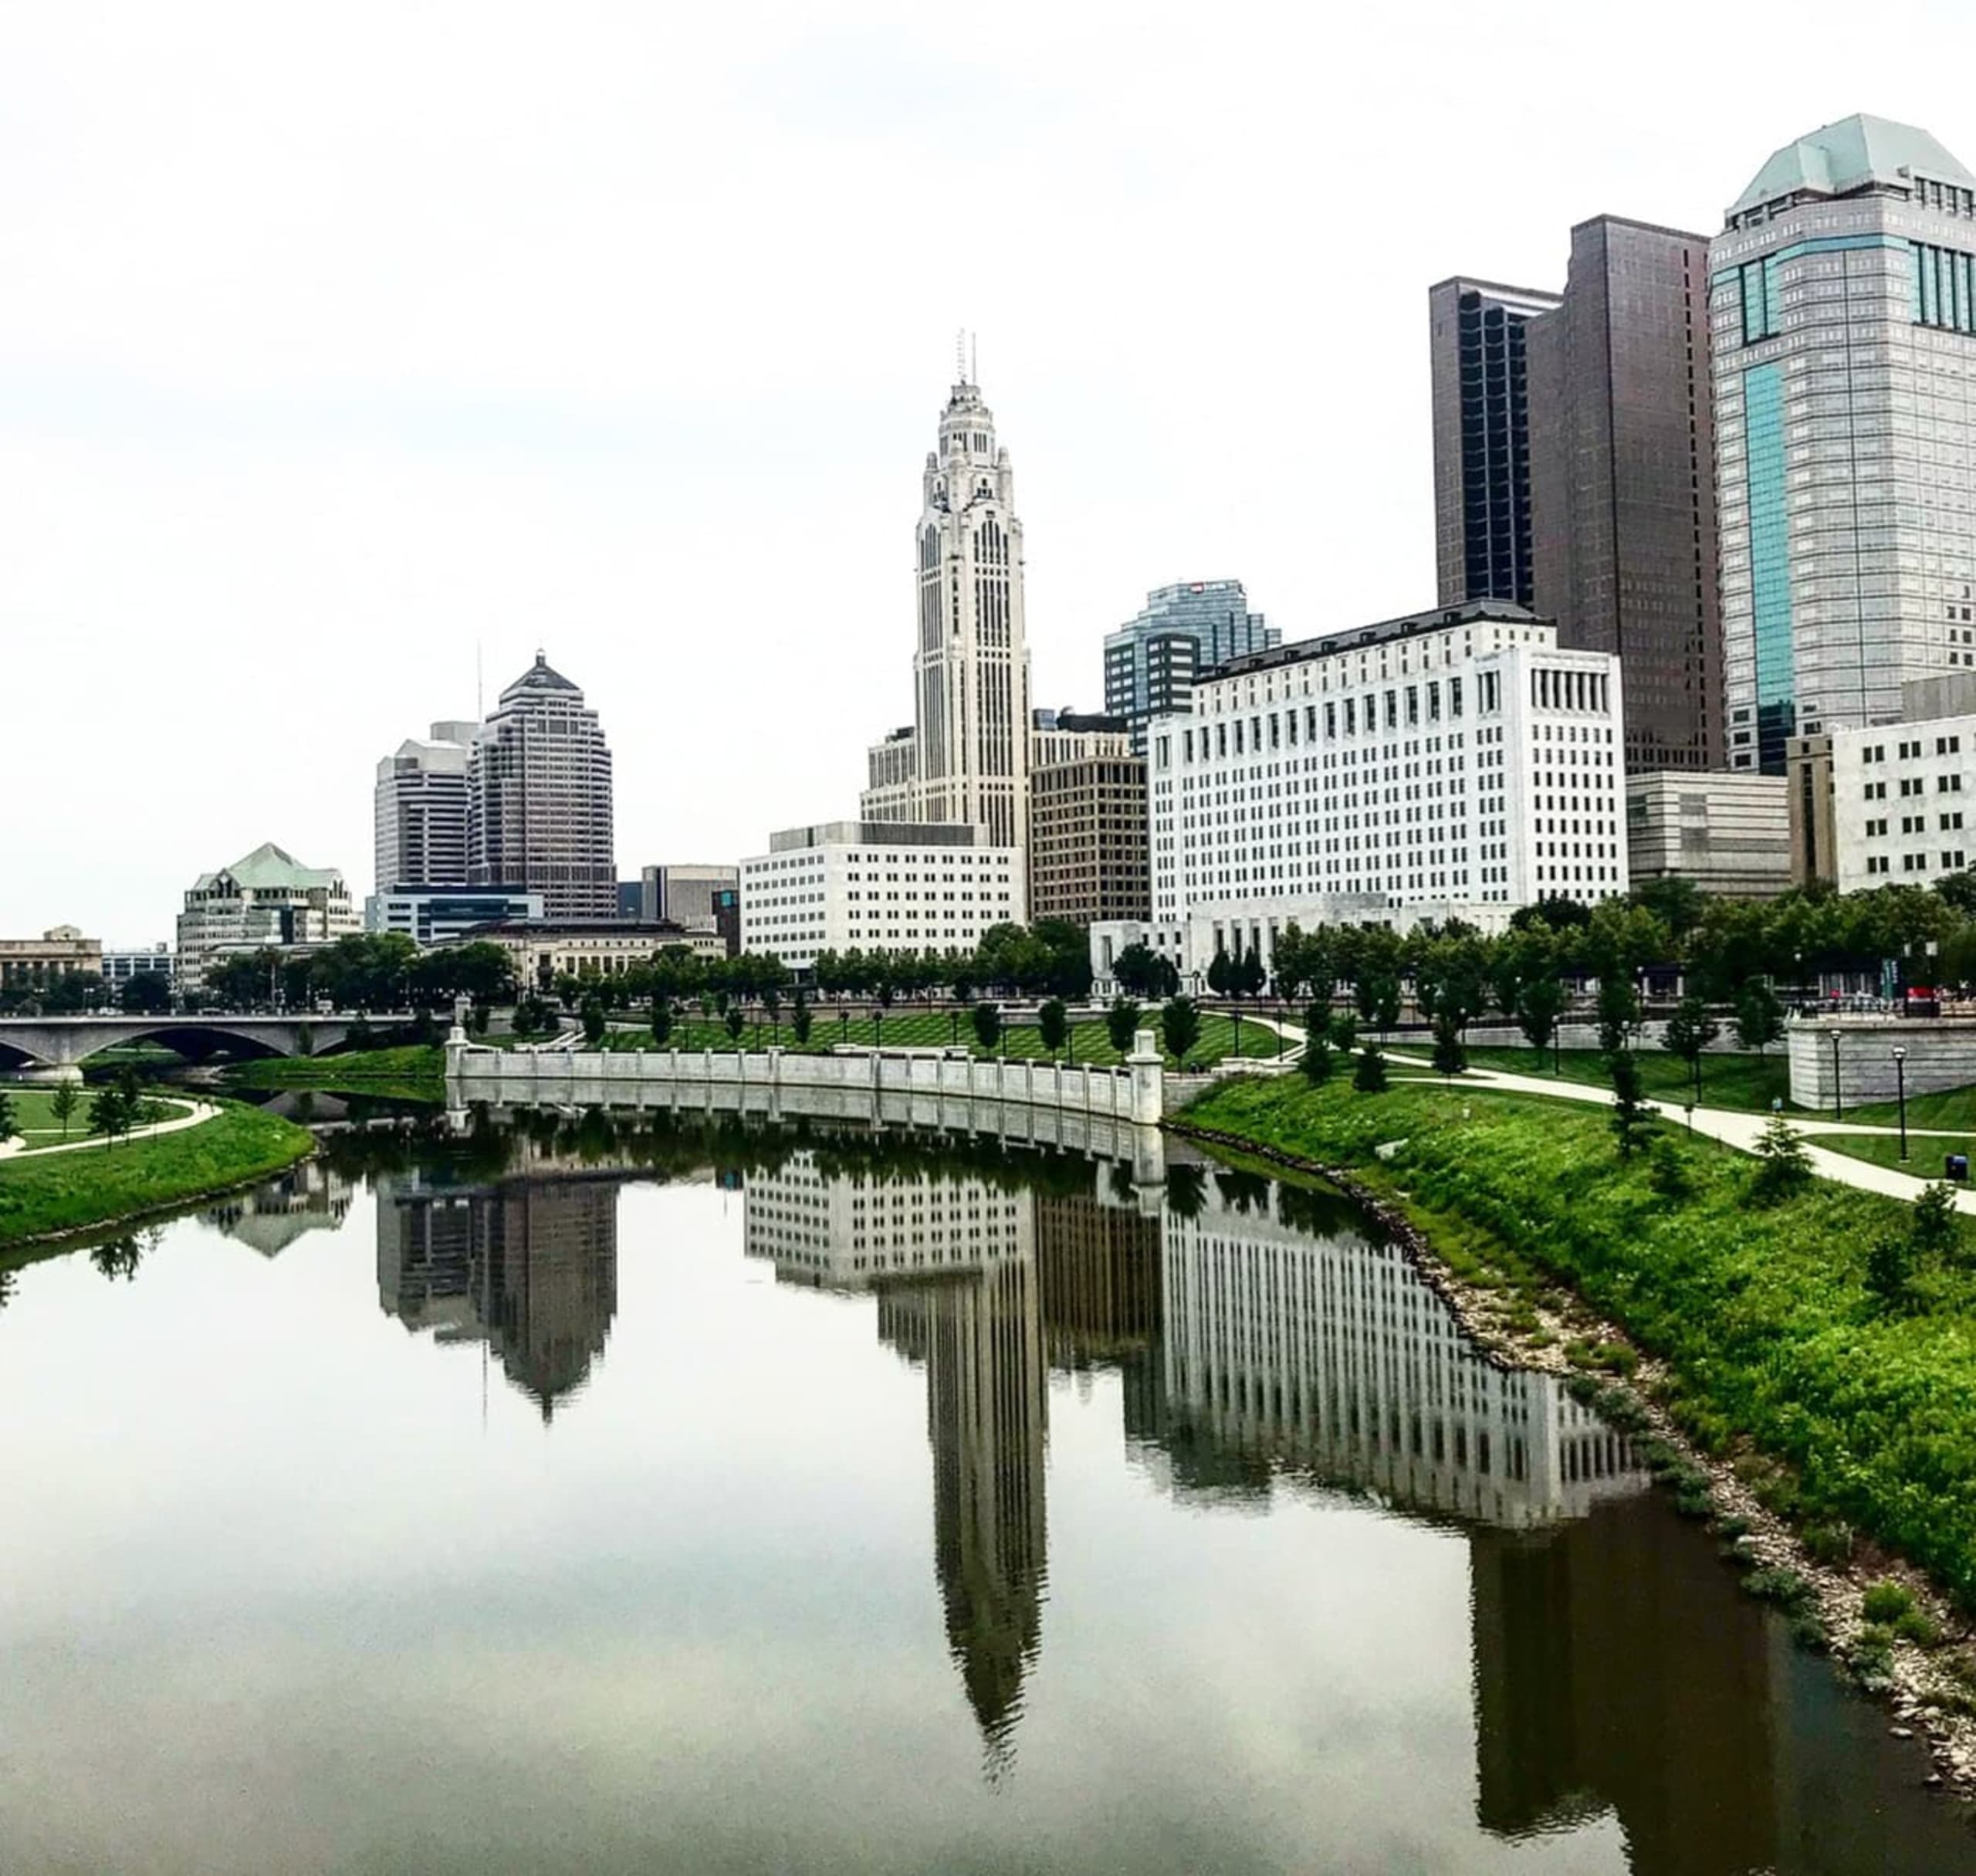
xmin=1028 ymin=756 xmax=1150 ymax=927
xmin=1102 ymin=600 xmax=1625 ymax=990
xmin=1830 ymin=711 xmax=1976 ymax=892
xmin=468 ymin=653 xmax=616 ymax=920
xmin=1624 ymin=773 xmax=1790 ymax=898
xmin=100 ymin=944 xmax=174 ymax=991
xmin=457 ymin=917 xmax=723 ymax=990
xmin=1526 ymin=217 xmax=1724 ymax=772
xmin=638 ymin=864 xmax=743 ymax=957
xmin=1430 ymin=279 xmax=1562 ymax=610
xmin=0 ymin=926 xmax=103 ymax=1000
xmin=1029 ymin=706 xmax=1132 ymax=769
xmin=365 ymin=889 xmax=544 ymax=947
xmin=854 ymin=371 xmax=1033 ymax=849
xmin=176 ymin=844 xmax=358 ymax=998
xmin=1102 ymin=582 xmax=1277 ymax=755
xmin=1785 ymin=733 xmax=1837 ymax=887
xmin=740 ymin=821 xmax=1022 ymax=972
xmin=374 ymin=721 xmax=479 ymax=895
xmin=1712 ymin=115 xmax=1976 ymax=771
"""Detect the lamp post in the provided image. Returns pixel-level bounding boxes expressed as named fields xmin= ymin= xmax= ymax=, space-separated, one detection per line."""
xmin=1894 ymin=1045 xmax=1909 ymax=1163
xmin=1829 ymin=1028 xmax=1843 ymax=1122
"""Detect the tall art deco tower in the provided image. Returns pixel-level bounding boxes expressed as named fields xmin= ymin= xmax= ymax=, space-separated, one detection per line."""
xmin=865 ymin=359 xmax=1033 ymax=855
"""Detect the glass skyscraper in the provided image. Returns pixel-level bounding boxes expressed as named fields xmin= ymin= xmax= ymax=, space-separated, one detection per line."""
xmin=1711 ymin=115 xmax=1976 ymax=772
xmin=1101 ymin=581 xmax=1277 ymax=753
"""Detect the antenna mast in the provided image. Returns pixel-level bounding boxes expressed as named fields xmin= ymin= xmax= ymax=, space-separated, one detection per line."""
xmin=956 ymin=327 xmax=967 ymax=384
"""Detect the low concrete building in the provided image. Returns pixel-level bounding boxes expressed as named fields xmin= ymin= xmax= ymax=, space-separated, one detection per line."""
xmin=638 ymin=864 xmax=742 ymax=954
xmin=100 ymin=944 xmax=174 ymax=993
xmin=0 ymin=926 xmax=103 ymax=999
xmin=365 ymin=889 xmax=543 ymax=947
xmin=176 ymin=844 xmax=359 ymax=997
xmin=458 ymin=917 xmax=723 ymax=988
xmin=1832 ymin=714 xmax=1976 ymax=892
xmin=1787 ymin=1014 xmax=1976 ymax=1110
xmin=740 ymin=821 xmax=1023 ymax=972
xmin=1029 ymin=706 xmax=1132 ymax=770
xmin=1625 ymin=772 xmax=1790 ymax=898
xmin=1029 ymin=756 xmax=1149 ymax=927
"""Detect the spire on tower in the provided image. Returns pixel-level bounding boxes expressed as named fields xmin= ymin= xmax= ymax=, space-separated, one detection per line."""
xmin=956 ymin=328 xmax=968 ymax=386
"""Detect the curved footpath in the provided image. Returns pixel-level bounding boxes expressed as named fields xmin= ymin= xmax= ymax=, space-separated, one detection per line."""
xmin=1241 ymin=1016 xmax=1971 ymax=1211
xmin=0 ymin=1098 xmax=218 ymax=1162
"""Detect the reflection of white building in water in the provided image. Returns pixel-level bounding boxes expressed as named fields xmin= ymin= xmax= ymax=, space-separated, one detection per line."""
xmin=205 ymin=1161 xmax=354 ymax=1256
xmin=1156 ymin=1190 xmax=1644 ymax=1526
xmin=743 ymin=1152 xmax=1032 ymax=1290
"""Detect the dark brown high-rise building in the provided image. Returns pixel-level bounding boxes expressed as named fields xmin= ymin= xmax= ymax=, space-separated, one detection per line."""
xmin=1526 ymin=217 xmax=1724 ymax=772
xmin=1430 ymin=277 xmax=1562 ymax=610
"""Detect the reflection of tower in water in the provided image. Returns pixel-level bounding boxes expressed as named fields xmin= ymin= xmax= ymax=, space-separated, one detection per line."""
xmin=744 ymin=1150 xmax=1049 ymax=1769
xmin=878 ymin=1260 xmax=1047 ymax=1773
xmin=376 ymin=1172 xmax=620 ymax=1421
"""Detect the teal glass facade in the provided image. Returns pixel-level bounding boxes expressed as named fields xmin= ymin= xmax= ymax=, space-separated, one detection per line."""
xmin=1744 ymin=363 xmax=1793 ymax=771
xmin=1913 ymin=239 xmax=1976 ymax=333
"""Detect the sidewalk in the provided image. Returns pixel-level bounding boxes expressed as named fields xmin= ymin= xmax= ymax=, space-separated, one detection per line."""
xmin=0 ymin=1098 xmax=217 ymax=1162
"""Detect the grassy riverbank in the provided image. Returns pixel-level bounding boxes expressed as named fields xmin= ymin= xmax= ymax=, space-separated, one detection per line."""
xmin=0 ymin=1104 xmax=315 ymax=1253
xmin=228 ymin=1045 xmax=445 ymax=1102
xmin=1458 ymin=1044 xmax=1792 ymax=1112
xmin=1183 ymin=1073 xmax=1976 ymax=1610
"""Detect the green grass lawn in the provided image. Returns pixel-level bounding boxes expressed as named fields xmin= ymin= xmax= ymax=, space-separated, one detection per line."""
xmin=1183 ymin=1072 xmax=1976 ymax=1611
xmin=1815 ymin=1131 xmax=1976 ymax=1177
xmin=3 ymin=1086 xmax=105 ymax=1143
xmin=603 ymin=1010 xmax=1289 ymax=1069
xmin=228 ymin=1045 xmax=445 ymax=1101
xmin=1834 ymin=1086 xmax=1976 ymax=1132
xmin=0 ymin=1102 xmax=314 ymax=1251
xmin=1457 ymin=1044 xmax=1793 ymax=1114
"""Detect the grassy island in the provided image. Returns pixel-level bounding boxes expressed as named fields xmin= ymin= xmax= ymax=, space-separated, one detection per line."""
xmin=1183 ymin=1072 xmax=1976 ymax=1610
xmin=228 ymin=1045 xmax=447 ymax=1102
xmin=0 ymin=1104 xmax=315 ymax=1254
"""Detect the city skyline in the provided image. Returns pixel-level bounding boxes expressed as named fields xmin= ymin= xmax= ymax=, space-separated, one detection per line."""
xmin=7 ymin=6 xmax=1976 ymax=936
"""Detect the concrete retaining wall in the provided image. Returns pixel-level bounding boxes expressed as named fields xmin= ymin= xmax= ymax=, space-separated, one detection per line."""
xmin=1786 ymin=1017 xmax=1976 ymax=1108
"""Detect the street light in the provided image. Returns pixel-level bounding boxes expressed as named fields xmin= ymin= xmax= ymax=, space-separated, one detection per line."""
xmin=1829 ymin=1028 xmax=1843 ymax=1122
xmin=1894 ymin=1045 xmax=1909 ymax=1163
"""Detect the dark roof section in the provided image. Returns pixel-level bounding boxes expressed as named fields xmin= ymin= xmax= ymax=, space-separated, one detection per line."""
xmin=1213 ymin=599 xmax=1545 ymax=681
xmin=498 ymin=650 xmax=581 ymax=704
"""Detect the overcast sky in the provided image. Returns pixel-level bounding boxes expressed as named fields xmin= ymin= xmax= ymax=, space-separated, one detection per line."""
xmin=6 ymin=1 xmax=1974 ymax=940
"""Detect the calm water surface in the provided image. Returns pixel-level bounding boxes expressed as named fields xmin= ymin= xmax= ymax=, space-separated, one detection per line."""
xmin=2 ymin=1119 xmax=1969 ymax=1875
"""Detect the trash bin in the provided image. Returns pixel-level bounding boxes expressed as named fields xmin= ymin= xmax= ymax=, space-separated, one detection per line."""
xmin=1948 ymin=1154 xmax=1970 ymax=1184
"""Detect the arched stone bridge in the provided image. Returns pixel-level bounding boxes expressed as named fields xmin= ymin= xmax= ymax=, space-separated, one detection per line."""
xmin=0 ymin=1014 xmax=414 ymax=1080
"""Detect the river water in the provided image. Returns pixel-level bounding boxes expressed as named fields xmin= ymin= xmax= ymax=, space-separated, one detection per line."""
xmin=2 ymin=1113 xmax=1969 ymax=1875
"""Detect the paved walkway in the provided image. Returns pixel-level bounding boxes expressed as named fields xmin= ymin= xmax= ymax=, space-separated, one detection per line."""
xmin=1237 ymin=1013 xmax=1974 ymax=1211
xmin=0 ymin=1097 xmax=216 ymax=1162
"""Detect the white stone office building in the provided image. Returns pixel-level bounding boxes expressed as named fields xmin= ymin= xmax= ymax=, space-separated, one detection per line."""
xmin=857 ymin=369 xmax=1033 ymax=850
xmin=1711 ymin=115 xmax=1976 ymax=774
xmin=1093 ymin=600 xmax=1625 ymax=987
xmin=740 ymin=822 xmax=1022 ymax=973
xmin=177 ymin=842 xmax=360 ymax=997
xmin=1831 ymin=713 xmax=1976 ymax=891
xmin=365 ymin=889 xmax=543 ymax=946
xmin=374 ymin=721 xmax=479 ymax=895
xmin=1624 ymin=772 xmax=1792 ymax=898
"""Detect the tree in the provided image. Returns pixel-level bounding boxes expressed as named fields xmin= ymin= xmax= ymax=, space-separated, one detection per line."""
xmin=1431 ymin=1014 xmax=1467 ymax=1080
xmin=1865 ymin=1228 xmax=1917 ymax=1313
xmin=1750 ymin=1116 xmax=1813 ymax=1204
xmin=49 ymin=1082 xmax=80 ymax=1141
xmin=1105 ymin=997 xmax=1142 ymax=1058
xmin=1301 ymin=1012 xmax=1333 ymax=1085
xmin=1112 ymin=941 xmax=1174 ymax=1000
xmin=1233 ymin=948 xmax=1267 ymax=999
xmin=1911 ymin=1180 xmax=1963 ymax=1267
xmin=1369 ymin=976 xmax=1402 ymax=1037
xmin=1734 ymin=980 xmax=1785 ymax=1058
xmin=1206 ymin=950 xmax=1233 ymax=997
xmin=972 ymin=1001 xmax=1003 ymax=1052
xmin=1329 ymin=1011 xmax=1358 ymax=1054
xmin=1595 ymin=975 xmax=1640 ymax=1055
xmin=580 ymin=997 xmax=607 ymax=1046
xmin=1161 ymin=994 xmax=1202 ymax=1067
xmin=791 ymin=994 xmax=814 ymax=1046
xmin=1631 ymin=875 xmax=1706 ymax=941
xmin=0 ymin=1089 xmax=15 ymax=1145
xmin=1352 ymin=1039 xmax=1389 ymax=1092
xmin=1608 ymin=1050 xmax=1653 ymax=1159
xmin=724 ymin=1006 xmax=746 ymax=1044
xmin=1037 ymin=997 xmax=1068 ymax=1058
xmin=1514 ymin=974 xmax=1565 ymax=1061
xmin=119 ymin=971 xmax=171 ymax=1015
xmin=1660 ymin=994 xmax=1720 ymax=1102
xmin=88 ymin=1081 xmax=130 ymax=1147
xmin=651 ymin=999 xmax=674 ymax=1047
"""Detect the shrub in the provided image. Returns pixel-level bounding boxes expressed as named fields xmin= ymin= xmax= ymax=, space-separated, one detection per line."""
xmin=1431 ymin=1014 xmax=1466 ymax=1079
xmin=1744 ymin=1566 xmax=1813 ymax=1611
xmin=1748 ymin=1116 xmax=1812 ymax=1204
xmin=1645 ymin=1133 xmax=1692 ymax=1202
xmin=1801 ymin=1519 xmax=1856 ymax=1566
xmin=972 ymin=1001 xmax=1003 ymax=1052
xmin=790 ymin=997 xmax=813 ymax=1046
xmin=1861 ymin=1580 xmax=1917 ymax=1625
xmin=1301 ymin=1031 xmax=1334 ymax=1085
xmin=1607 ymin=1050 xmax=1652 ymax=1159
xmin=1161 ymin=995 xmax=1202 ymax=1067
xmin=1105 ymin=997 xmax=1142 ymax=1058
xmin=1328 ymin=1012 xmax=1358 ymax=1054
xmin=1895 ymin=1608 xmax=1941 ymax=1647
xmin=1352 ymin=1041 xmax=1389 ymax=1094
xmin=1865 ymin=1230 xmax=1917 ymax=1312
